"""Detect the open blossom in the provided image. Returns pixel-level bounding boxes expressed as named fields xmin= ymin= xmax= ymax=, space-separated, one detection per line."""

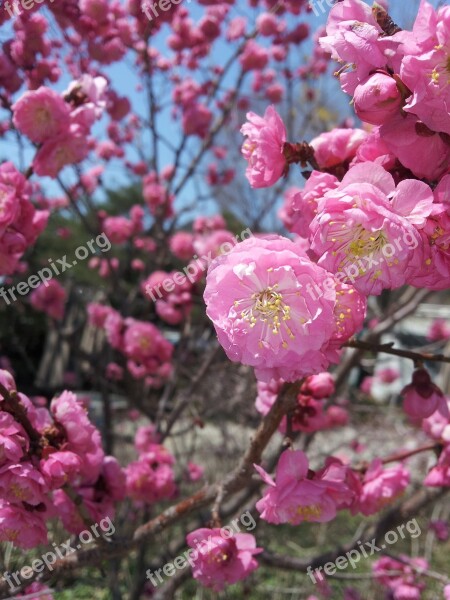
xmin=310 ymin=128 xmax=367 ymax=170
xmin=0 ymin=412 xmax=28 ymax=465
xmin=241 ymin=105 xmax=287 ymax=188
xmin=373 ymin=556 xmax=428 ymax=600
xmin=40 ymin=451 xmax=82 ymax=489
xmin=319 ymin=0 xmax=401 ymax=95
xmin=33 ymin=125 xmax=89 ymax=178
xmin=186 ymin=528 xmax=261 ymax=591
xmin=12 ymin=87 xmax=70 ymax=143
xmin=357 ymin=459 xmax=410 ymax=516
xmin=0 ymin=462 xmax=48 ymax=506
xmin=407 ymin=176 xmax=450 ymax=290
xmin=30 ymin=279 xmax=67 ymax=320
xmin=0 ymin=501 xmax=48 ymax=548
xmin=125 ymin=457 xmax=176 ymax=504
xmin=255 ymin=449 xmax=352 ymax=524
xmin=279 ymin=172 xmax=339 ymax=238
xmin=427 ymin=318 xmax=450 ymax=342
xmin=0 ymin=162 xmax=48 ymax=275
xmin=204 ymin=236 xmax=366 ymax=382
xmin=424 ymin=445 xmax=450 ymax=487
xmin=379 ymin=113 xmax=450 ymax=181
xmin=399 ymin=2 xmax=450 ymax=135
xmin=310 ymin=162 xmax=434 ymax=295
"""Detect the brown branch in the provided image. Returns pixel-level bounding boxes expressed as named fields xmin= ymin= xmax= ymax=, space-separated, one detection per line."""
xmin=343 ymin=340 xmax=450 ymax=365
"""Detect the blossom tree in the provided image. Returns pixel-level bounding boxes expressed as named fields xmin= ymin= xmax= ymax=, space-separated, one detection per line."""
xmin=0 ymin=0 xmax=449 ymax=599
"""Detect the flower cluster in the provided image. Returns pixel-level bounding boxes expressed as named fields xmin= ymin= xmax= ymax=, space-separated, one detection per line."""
xmin=12 ymin=76 xmax=107 ymax=178
xmin=256 ymin=373 xmax=349 ymax=434
xmin=0 ymin=163 xmax=48 ymax=275
xmin=254 ymin=449 xmax=410 ymax=525
xmin=0 ymin=371 xmax=124 ymax=546
xmin=87 ymin=305 xmax=174 ymax=382
xmin=125 ymin=426 xmax=177 ymax=505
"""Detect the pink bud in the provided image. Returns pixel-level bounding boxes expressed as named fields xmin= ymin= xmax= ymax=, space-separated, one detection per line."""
xmin=354 ymin=73 xmax=402 ymax=126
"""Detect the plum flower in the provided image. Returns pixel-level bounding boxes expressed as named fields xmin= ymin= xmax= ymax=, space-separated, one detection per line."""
xmin=254 ymin=449 xmax=351 ymax=524
xmin=357 ymin=459 xmax=410 ymax=515
xmin=310 ymin=162 xmax=434 ymax=295
xmin=12 ymin=87 xmax=70 ymax=144
xmin=204 ymin=236 xmax=366 ymax=382
xmin=401 ymin=369 xmax=447 ymax=420
xmin=186 ymin=527 xmax=261 ymax=591
xmin=241 ymin=105 xmax=287 ymax=188
xmin=0 ymin=501 xmax=48 ymax=548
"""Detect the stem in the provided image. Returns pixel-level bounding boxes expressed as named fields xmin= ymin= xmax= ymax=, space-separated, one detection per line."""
xmin=343 ymin=339 xmax=450 ymax=365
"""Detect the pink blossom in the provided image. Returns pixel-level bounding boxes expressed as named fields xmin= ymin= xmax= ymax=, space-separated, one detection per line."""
xmin=30 ymin=279 xmax=67 ymax=320
xmin=380 ymin=113 xmax=450 ymax=181
xmin=310 ymin=162 xmax=434 ymax=295
xmin=240 ymin=40 xmax=269 ymax=72
xmin=360 ymin=376 xmax=374 ymax=394
xmin=424 ymin=445 xmax=450 ymax=487
xmin=187 ymin=462 xmax=204 ymax=482
xmin=12 ymin=87 xmax=70 ymax=143
xmin=40 ymin=450 xmax=82 ymax=489
xmin=33 ymin=126 xmax=89 ymax=178
xmin=377 ymin=367 xmax=400 ymax=384
xmin=353 ymin=72 xmax=403 ymax=126
xmin=105 ymin=362 xmax=124 ymax=381
xmin=279 ymin=172 xmax=339 ymax=238
xmin=122 ymin=319 xmax=173 ymax=379
xmin=399 ymin=4 xmax=450 ymax=135
xmin=430 ymin=519 xmax=449 ymax=541
xmin=0 ymin=462 xmax=48 ymax=506
xmin=186 ymin=528 xmax=261 ymax=591
xmin=125 ymin=457 xmax=176 ymax=504
xmin=310 ymin=128 xmax=367 ymax=169
xmin=301 ymin=373 xmax=335 ymax=399
xmin=427 ymin=319 xmax=450 ymax=342
xmin=0 ymin=412 xmax=28 ymax=465
xmin=422 ymin=397 xmax=450 ymax=443
xmin=357 ymin=459 xmax=410 ymax=515
xmin=255 ymin=449 xmax=352 ymax=524
xmin=19 ymin=583 xmax=54 ymax=600
xmin=204 ymin=236 xmax=366 ymax=382
xmin=241 ymin=105 xmax=287 ymax=188
xmin=170 ymin=231 xmax=195 ymax=260
xmin=0 ymin=501 xmax=48 ymax=548
xmin=102 ymin=455 xmax=126 ymax=501
xmin=103 ymin=216 xmax=134 ymax=244
xmin=182 ymin=103 xmax=212 ymax=139
xmin=87 ymin=302 xmax=111 ymax=328
xmin=51 ymin=391 xmax=104 ymax=481
xmin=401 ymin=369 xmax=446 ymax=419
xmin=373 ymin=555 xmax=428 ymax=599
xmin=135 ymin=424 xmax=161 ymax=452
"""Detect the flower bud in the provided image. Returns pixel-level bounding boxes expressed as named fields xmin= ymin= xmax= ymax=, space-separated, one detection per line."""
xmin=354 ymin=73 xmax=402 ymax=126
